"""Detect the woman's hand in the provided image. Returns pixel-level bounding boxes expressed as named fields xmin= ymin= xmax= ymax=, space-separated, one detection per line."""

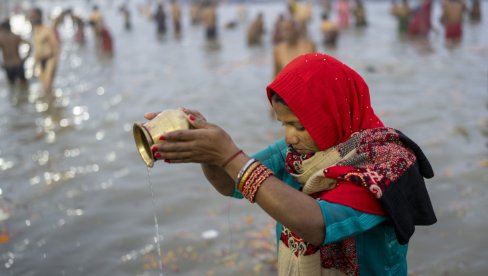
xmin=144 ymin=107 xmax=206 ymax=122
xmin=147 ymin=108 xmax=240 ymax=167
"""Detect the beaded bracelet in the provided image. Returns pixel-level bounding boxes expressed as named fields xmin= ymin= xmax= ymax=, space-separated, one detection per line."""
xmin=240 ymin=162 xmax=273 ymax=203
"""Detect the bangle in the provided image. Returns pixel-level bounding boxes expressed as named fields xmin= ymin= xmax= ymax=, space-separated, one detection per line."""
xmin=236 ymin=158 xmax=256 ymax=182
xmin=240 ymin=162 xmax=273 ymax=203
xmin=221 ymin=149 xmax=243 ymax=169
xmin=238 ymin=161 xmax=260 ymax=192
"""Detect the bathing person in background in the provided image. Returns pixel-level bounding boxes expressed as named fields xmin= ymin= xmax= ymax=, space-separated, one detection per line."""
xmin=89 ymin=5 xmax=104 ymax=41
xmin=293 ymin=0 xmax=313 ymax=38
xmin=320 ymin=0 xmax=333 ymax=17
xmin=353 ymin=0 xmax=368 ymax=27
xmin=68 ymin=10 xmax=86 ymax=45
xmin=189 ymin=0 xmax=201 ymax=26
xmin=89 ymin=5 xmax=113 ymax=55
xmin=468 ymin=0 xmax=481 ymax=23
xmin=407 ymin=0 xmax=432 ymax=37
xmin=145 ymin=52 xmax=437 ymax=275
xmin=153 ymin=3 xmax=167 ymax=36
xmin=119 ymin=2 xmax=132 ymax=31
xmin=247 ymin=12 xmax=265 ymax=46
xmin=287 ymin=0 xmax=298 ymax=15
xmin=51 ymin=10 xmax=67 ymax=43
xmin=0 ymin=19 xmax=31 ymax=89
xmin=29 ymin=7 xmax=60 ymax=94
xmin=440 ymin=0 xmax=466 ymax=46
xmin=170 ymin=0 xmax=182 ymax=36
xmin=201 ymin=1 xmax=218 ymax=41
xmin=391 ymin=0 xmax=411 ymax=35
xmin=320 ymin=13 xmax=339 ymax=47
xmin=337 ymin=0 xmax=351 ymax=28
xmin=272 ymin=13 xmax=286 ymax=45
xmin=272 ymin=17 xmax=315 ymax=78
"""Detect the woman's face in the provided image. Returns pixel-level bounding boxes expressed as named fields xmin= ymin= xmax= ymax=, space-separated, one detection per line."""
xmin=272 ymin=101 xmax=320 ymax=154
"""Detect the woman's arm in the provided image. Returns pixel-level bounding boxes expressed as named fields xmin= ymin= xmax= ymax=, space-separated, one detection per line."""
xmin=224 ymin=153 xmax=325 ymax=245
xmin=201 ymin=163 xmax=235 ymax=196
xmin=147 ymin=110 xmax=325 ymax=245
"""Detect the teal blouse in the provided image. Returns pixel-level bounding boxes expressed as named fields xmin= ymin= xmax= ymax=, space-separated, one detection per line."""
xmin=232 ymin=138 xmax=408 ymax=275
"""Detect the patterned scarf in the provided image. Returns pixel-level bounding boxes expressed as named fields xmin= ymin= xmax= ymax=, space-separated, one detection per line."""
xmin=279 ymin=127 xmax=417 ymax=275
xmin=285 ymin=146 xmax=314 ymax=174
xmin=285 ymin=127 xmax=416 ymax=199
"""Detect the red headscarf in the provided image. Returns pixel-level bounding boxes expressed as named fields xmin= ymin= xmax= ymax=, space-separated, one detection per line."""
xmin=267 ymin=53 xmax=383 ymax=150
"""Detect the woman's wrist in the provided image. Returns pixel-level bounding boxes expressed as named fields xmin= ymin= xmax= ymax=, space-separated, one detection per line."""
xmin=223 ymin=152 xmax=251 ymax=182
xmin=221 ymin=149 xmax=244 ymax=169
xmin=222 ymin=152 xmax=274 ymax=202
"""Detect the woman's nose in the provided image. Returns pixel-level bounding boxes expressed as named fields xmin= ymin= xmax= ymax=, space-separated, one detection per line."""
xmin=285 ymin=129 xmax=298 ymax=145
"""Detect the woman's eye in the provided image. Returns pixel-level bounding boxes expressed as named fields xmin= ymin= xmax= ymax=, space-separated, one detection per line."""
xmin=280 ymin=121 xmax=305 ymax=131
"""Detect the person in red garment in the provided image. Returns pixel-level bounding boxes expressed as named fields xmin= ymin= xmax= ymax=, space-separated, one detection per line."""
xmin=408 ymin=0 xmax=432 ymax=36
xmin=440 ymin=0 xmax=466 ymax=46
xmin=89 ymin=5 xmax=113 ymax=55
xmin=146 ymin=53 xmax=437 ymax=275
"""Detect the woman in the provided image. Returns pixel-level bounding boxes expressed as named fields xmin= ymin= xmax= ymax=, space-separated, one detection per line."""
xmin=337 ymin=0 xmax=351 ymax=28
xmin=146 ymin=53 xmax=437 ymax=275
xmin=391 ymin=0 xmax=411 ymax=35
xmin=407 ymin=0 xmax=432 ymax=37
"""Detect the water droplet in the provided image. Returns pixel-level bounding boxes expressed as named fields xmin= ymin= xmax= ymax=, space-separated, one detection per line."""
xmin=96 ymin=87 xmax=105 ymax=95
xmin=96 ymin=131 xmax=105 ymax=140
xmin=60 ymin=118 xmax=70 ymax=127
xmin=72 ymin=106 xmax=84 ymax=115
xmin=30 ymin=176 xmax=41 ymax=185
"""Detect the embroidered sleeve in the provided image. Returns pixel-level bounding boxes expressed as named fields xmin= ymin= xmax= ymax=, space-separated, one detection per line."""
xmin=317 ymin=200 xmax=386 ymax=244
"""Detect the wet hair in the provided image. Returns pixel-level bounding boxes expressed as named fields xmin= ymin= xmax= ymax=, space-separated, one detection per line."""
xmin=31 ymin=7 xmax=43 ymax=24
xmin=32 ymin=7 xmax=43 ymax=17
xmin=0 ymin=19 xmax=11 ymax=31
xmin=269 ymin=90 xmax=288 ymax=106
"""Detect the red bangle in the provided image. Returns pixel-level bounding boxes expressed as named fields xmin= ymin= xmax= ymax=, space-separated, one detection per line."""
xmin=222 ymin=149 xmax=244 ymax=169
xmin=240 ymin=163 xmax=273 ymax=203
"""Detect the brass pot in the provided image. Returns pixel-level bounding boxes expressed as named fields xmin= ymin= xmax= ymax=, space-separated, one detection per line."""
xmin=133 ymin=109 xmax=190 ymax=167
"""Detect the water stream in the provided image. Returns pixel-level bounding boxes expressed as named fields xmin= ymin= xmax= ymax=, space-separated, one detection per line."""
xmin=147 ymin=167 xmax=164 ymax=276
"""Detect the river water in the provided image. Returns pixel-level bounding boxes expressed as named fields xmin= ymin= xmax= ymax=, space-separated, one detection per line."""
xmin=0 ymin=0 xmax=487 ymax=275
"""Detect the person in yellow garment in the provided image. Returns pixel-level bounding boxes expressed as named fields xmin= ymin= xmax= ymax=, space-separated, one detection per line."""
xmin=320 ymin=13 xmax=339 ymax=47
xmin=145 ymin=53 xmax=437 ymax=275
